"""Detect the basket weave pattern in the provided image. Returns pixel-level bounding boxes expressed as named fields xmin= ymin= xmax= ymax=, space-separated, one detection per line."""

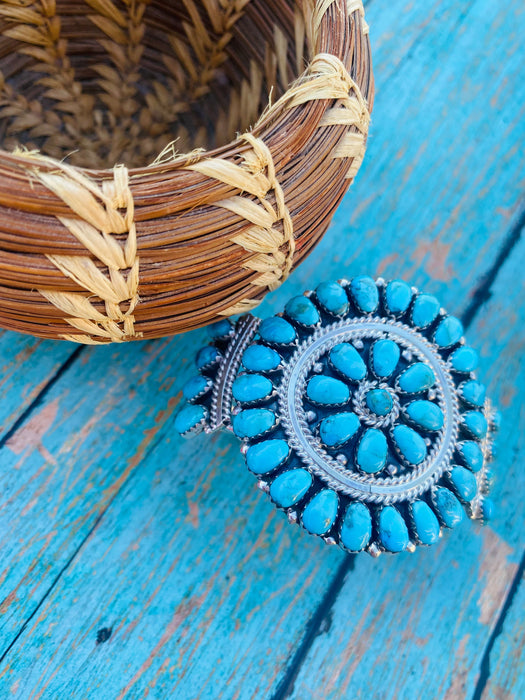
xmin=0 ymin=0 xmax=373 ymax=343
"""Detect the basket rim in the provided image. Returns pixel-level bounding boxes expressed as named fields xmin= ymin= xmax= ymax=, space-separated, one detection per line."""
xmin=0 ymin=0 xmax=374 ymax=343
xmin=0 ymin=0 xmax=371 ymax=180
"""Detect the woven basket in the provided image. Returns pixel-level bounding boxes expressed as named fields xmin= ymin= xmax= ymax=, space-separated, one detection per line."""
xmin=0 ymin=0 xmax=373 ymax=344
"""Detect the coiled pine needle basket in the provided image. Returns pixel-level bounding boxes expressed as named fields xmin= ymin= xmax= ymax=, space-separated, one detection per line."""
xmin=0 ymin=0 xmax=373 ymax=343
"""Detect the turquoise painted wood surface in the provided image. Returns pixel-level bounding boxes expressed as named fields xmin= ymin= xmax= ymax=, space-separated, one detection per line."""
xmin=0 ymin=0 xmax=523 ymax=698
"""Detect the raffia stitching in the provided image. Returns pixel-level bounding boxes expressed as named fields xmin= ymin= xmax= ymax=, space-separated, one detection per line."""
xmin=186 ymin=50 xmax=370 ymax=317
xmin=187 ymin=131 xmax=295 ymax=316
xmin=252 ymin=52 xmax=370 ymax=180
xmin=18 ymin=153 xmax=141 ymax=344
xmin=346 ymin=0 xmax=369 ymax=35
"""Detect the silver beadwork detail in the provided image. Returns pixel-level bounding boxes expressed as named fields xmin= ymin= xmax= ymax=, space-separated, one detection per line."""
xmin=208 ymin=315 xmax=260 ymax=432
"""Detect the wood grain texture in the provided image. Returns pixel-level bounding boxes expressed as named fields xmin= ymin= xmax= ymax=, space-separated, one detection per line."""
xmin=0 ymin=337 xmax=184 ymax=648
xmin=481 ymin=571 xmax=525 ymax=700
xmin=0 ymin=333 xmax=75 ymax=441
xmin=292 ymin=0 xmax=525 ymax=306
xmin=0 ymin=0 xmax=523 ymax=697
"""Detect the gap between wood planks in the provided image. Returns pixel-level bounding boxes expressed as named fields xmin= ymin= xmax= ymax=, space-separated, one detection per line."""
xmin=270 ymin=207 xmax=525 ymax=700
xmin=471 ymin=551 xmax=525 ymax=700
xmin=0 ymin=346 xmax=83 ymax=453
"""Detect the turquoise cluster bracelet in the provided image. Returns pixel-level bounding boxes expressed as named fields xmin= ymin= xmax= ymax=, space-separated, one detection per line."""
xmin=175 ymin=275 xmax=498 ymax=556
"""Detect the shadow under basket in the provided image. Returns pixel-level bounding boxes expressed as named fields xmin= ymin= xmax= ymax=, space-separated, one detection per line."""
xmin=0 ymin=0 xmax=373 ymax=344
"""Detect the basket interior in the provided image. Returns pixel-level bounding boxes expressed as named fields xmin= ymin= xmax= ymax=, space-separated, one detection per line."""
xmin=0 ymin=0 xmax=307 ymax=169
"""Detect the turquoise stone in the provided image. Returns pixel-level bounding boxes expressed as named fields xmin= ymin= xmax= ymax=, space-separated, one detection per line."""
xmin=398 ymin=362 xmax=435 ymax=393
xmin=259 ymin=316 xmax=296 ymax=344
xmin=366 ymin=389 xmax=393 ymax=416
xmin=182 ymin=375 xmax=210 ymax=402
xmin=462 ymin=411 xmax=488 ymax=439
xmin=242 ymin=344 xmax=281 ymax=372
xmin=207 ymin=319 xmax=232 ymax=339
xmin=393 ymin=424 xmax=427 ymax=465
xmin=319 ymin=412 xmax=360 ymax=447
xmin=301 ymin=489 xmax=339 ymax=535
xmin=450 ymin=465 xmax=477 ymax=501
xmin=349 ymin=275 xmax=379 ymax=313
xmin=371 ymin=339 xmax=400 ymax=377
xmin=246 ymin=439 xmax=290 ymax=475
xmin=232 ymin=408 xmax=275 ymax=439
xmin=340 ymin=502 xmax=372 ymax=551
xmin=460 ymin=380 xmax=486 ymax=407
xmin=270 ymin=468 xmax=312 ymax=508
xmin=482 ymin=497 xmax=495 ymax=521
xmin=406 ymin=400 xmax=444 ymax=431
xmin=356 ymin=428 xmax=387 ymax=473
xmin=457 ymin=441 xmax=484 ymax=472
xmin=411 ymin=501 xmax=440 ymax=545
xmin=379 ymin=506 xmax=409 ymax=552
xmin=315 ymin=281 xmax=349 ymax=315
xmin=330 ymin=343 xmax=367 ymax=381
xmin=284 ymin=295 xmax=320 ymax=326
xmin=196 ymin=345 xmax=220 ymax=370
xmin=434 ymin=316 xmax=464 ymax=348
xmin=385 ymin=279 xmax=412 ymax=314
xmin=306 ymin=375 xmax=350 ymax=405
xmin=434 ymin=487 xmax=464 ymax=528
xmin=449 ymin=346 xmax=478 ymax=373
xmin=411 ymin=294 xmax=440 ymax=328
xmin=232 ymin=374 xmax=273 ymax=403
xmin=175 ymin=403 xmax=207 ymax=435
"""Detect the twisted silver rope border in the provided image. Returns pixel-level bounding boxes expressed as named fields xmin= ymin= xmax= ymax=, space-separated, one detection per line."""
xmin=278 ymin=317 xmax=460 ymax=504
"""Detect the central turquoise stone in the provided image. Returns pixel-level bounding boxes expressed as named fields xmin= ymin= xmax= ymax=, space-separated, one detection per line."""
xmin=365 ymin=389 xmax=393 ymax=416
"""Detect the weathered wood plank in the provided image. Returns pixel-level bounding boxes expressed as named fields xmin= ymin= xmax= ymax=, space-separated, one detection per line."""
xmin=0 ymin=337 xmax=188 ymax=645
xmin=296 ymin=0 xmax=525 ymax=307
xmin=0 ymin=0 xmax=523 ymax=697
xmin=0 ymin=424 xmax=347 ymax=699
xmin=286 ymin=228 xmax=525 ymax=700
xmin=481 ymin=570 xmax=525 ymax=700
xmin=0 ymin=333 xmax=74 ymax=441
